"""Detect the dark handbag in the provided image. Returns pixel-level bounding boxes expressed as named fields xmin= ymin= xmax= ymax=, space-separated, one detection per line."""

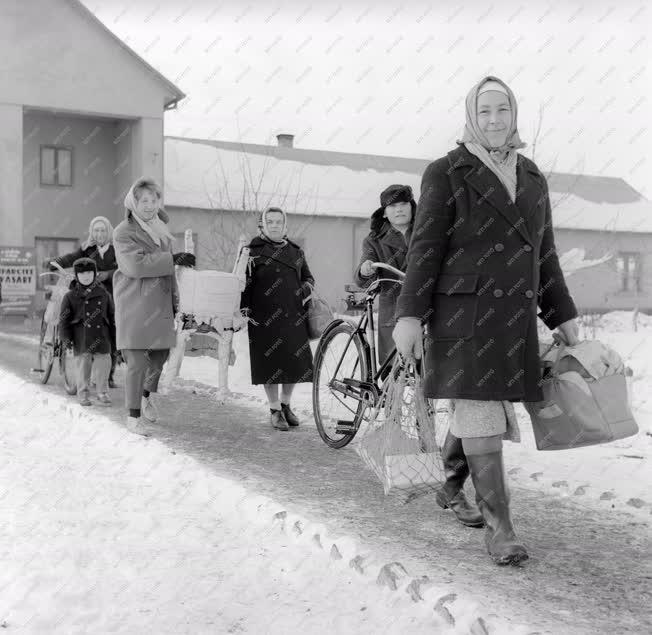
xmin=525 ymin=340 xmax=638 ymax=451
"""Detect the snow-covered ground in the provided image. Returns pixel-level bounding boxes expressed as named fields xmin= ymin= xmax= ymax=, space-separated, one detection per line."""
xmin=0 ymin=368 xmax=508 ymax=634
xmin=176 ymin=311 xmax=652 ymax=520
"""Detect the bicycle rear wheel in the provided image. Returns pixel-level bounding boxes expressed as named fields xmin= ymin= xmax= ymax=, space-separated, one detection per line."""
xmin=37 ymin=316 xmax=55 ymax=385
xmin=312 ymin=321 xmax=371 ymax=449
xmin=60 ymin=345 xmax=77 ymax=395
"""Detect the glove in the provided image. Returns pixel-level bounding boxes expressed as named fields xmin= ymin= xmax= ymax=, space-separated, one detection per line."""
xmin=359 ymin=260 xmax=375 ymax=278
xmin=173 ymin=252 xmax=196 ymax=268
xmin=114 ymin=350 xmax=124 ymax=365
xmin=392 ymin=317 xmax=423 ymax=361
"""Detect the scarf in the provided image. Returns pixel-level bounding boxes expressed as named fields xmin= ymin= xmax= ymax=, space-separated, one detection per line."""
xmin=465 ymin=141 xmax=518 ymax=203
xmin=457 ymin=75 xmax=526 ymax=154
xmin=97 ymin=243 xmax=110 ymax=258
xmin=131 ymin=212 xmax=173 ymax=248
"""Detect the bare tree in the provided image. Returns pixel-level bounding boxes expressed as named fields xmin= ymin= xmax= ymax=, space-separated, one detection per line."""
xmin=196 ymin=145 xmax=320 ymax=271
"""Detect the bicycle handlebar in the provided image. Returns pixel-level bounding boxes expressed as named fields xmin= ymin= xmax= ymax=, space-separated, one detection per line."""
xmin=370 ymin=262 xmax=405 ymax=279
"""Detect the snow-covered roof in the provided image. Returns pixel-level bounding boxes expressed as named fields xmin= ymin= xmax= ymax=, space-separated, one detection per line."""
xmin=164 ymin=136 xmax=652 ymax=233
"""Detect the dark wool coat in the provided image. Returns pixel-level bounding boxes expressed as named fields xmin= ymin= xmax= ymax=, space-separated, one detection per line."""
xmin=59 ymin=281 xmax=116 ymax=356
xmin=53 ymin=244 xmax=118 ymax=296
xmin=241 ymin=236 xmax=315 ymax=385
xmin=354 ymin=204 xmax=415 ymax=365
xmin=395 ymin=145 xmax=578 ymax=402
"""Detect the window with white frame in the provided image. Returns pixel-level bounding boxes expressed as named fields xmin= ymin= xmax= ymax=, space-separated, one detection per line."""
xmin=615 ymin=252 xmax=642 ymax=292
xmin=40 ymin=146 xmax=73 ymax=186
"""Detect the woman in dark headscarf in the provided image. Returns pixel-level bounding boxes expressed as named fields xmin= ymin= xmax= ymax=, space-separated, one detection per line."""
xmin=241 ymin=207 xmax=315 ymax=431
xmin=393 ymin=76 xmax=579 ymax=565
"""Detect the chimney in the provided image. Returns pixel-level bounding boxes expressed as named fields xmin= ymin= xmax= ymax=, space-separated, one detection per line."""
xmin=276 ymin=133 xmax=294 ymax=148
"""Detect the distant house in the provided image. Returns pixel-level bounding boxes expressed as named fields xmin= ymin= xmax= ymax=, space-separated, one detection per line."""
xmin=0 ymin=0 xmax=184 ymax=307
xmin=164 ymin=135 xmax=652 ymax=314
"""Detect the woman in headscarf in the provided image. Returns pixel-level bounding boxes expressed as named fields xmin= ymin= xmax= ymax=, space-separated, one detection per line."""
xmin=113 ymin=177 xmax=195 ymax=436
xmin=50 ymin=215 xmax=120 ymax=387
xmin=241 ymin=207 xmax=315 ymax=431
xmin=393 ymin=76 xmax=579 ymax=565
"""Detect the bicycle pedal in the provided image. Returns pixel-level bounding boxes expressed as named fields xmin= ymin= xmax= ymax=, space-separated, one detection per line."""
xmin=335 ymin=420 xmax=356 ymax=434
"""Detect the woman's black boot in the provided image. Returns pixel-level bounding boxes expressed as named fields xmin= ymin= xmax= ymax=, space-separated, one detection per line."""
xmin=467 ymin=450 xmax=529 ymax=565
xmin=435 ymin=431 xmax=484 ymax=527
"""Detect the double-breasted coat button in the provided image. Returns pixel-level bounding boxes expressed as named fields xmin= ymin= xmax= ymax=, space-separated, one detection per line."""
xmin=86 ymin=312 xmax=90 ymax=316
xmin=523 ymin=244 xmax=533 ymax=252
xmin=493 ymin=289 xmax=504 ymax=298
xmin=495 ymin=243 xmax=505 ymax=252
xmin=525 ymin=289 xmax=535 ymax=299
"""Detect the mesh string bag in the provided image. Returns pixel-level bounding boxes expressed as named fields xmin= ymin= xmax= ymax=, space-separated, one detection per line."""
xmin=353 ymin=356 xmax=447 ymax=503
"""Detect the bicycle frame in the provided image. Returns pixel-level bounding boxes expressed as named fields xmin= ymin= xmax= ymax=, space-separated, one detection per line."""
xmin=328 ymin=264 xmax=404 ymax=408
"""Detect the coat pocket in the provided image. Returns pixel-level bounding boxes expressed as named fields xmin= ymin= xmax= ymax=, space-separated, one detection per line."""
xmin=429 ymin=273 xmax=479 ymax=341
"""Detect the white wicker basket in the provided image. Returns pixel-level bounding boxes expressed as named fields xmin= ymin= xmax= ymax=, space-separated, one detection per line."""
xmin=177 ymin=269 xmax=241 ymax=324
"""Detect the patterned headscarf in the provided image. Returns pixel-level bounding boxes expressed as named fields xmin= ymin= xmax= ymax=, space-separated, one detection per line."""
xmin=457 ymin=75 xmax=526 ymax=153
xmin=458 ymin=76 xmax=526 ymax=202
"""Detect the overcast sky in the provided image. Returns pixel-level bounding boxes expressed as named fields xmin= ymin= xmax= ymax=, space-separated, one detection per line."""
xmin=87 ymin=0 xmax=649 ymax=197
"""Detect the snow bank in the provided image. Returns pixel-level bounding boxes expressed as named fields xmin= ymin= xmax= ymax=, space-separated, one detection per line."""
xmin=0 ymin=367 xmax=513 ymax=634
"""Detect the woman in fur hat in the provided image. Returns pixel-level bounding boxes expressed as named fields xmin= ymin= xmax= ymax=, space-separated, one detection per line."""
xmin=393 ymin=76 xmax=579 ymax=565
xmin=356 ymin=184 xmax=484 ymax=530
xmin=355 ymin=184 xmax=416 ymax=367
xmin=241 ymin=207 xmax=315 ymax=431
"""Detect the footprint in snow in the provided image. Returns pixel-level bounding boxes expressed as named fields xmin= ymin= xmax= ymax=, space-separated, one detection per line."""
xmin=600 ymin=491 xmax=616 ymax=500
xmin=530 ymin=472 xmax=544 ymax=481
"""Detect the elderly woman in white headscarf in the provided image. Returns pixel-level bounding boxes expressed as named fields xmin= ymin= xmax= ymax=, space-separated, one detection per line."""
xmin=113 ymin=176 xmax=195 ymax=436
xmin=393 ymin=76 xmax=579 ymax=566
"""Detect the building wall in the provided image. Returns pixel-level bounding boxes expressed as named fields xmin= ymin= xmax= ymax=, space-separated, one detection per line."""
xmin=554 ymin=228 xmax=652 ymax=312
xmin=0 ymin=104 xmax=23 ymax=244
xmin=22 ymin=112 xmax=121 ymax=244
xmin=0 ymin=0 xmax=169 ymax=119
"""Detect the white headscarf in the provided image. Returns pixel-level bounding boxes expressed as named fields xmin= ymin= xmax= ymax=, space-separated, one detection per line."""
xmin=82 ymin=215 xmax=114 ymax=250
xmin=258 ymin=206 xmax=288 ymax=246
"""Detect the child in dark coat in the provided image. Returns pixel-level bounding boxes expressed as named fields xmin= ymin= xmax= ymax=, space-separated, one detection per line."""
xmin=59 ymin=258 xmax=116 ymax=407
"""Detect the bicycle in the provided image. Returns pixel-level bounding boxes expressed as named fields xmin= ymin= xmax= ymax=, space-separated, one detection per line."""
xmin=33 ymin=261 xmax=77 ymax=395
xmin=312 ymin=262 xmax=432 ymax=449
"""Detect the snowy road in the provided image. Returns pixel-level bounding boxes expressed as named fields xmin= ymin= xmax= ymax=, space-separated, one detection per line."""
xmin=1 ymin=328 xmax=650 ymax=634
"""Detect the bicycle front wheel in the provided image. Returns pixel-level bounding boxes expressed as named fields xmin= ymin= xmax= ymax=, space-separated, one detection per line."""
xmin=37 ymin=316 xmax=55 ymax=385
xmin=312 ymin=321 xmax=371 ymax=449
xmin=60 ymin=346 xmax=77 ymax=395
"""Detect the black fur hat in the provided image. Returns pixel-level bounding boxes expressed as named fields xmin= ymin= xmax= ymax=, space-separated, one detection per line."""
xmin=73 ymin=257 xmax=97 ymax=276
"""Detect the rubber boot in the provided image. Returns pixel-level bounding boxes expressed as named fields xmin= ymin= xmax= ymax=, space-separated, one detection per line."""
xmin=435 ymin=431 xmax=484 ymax=527
xmin=467 ymin=451 xmax=529 ymax=565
